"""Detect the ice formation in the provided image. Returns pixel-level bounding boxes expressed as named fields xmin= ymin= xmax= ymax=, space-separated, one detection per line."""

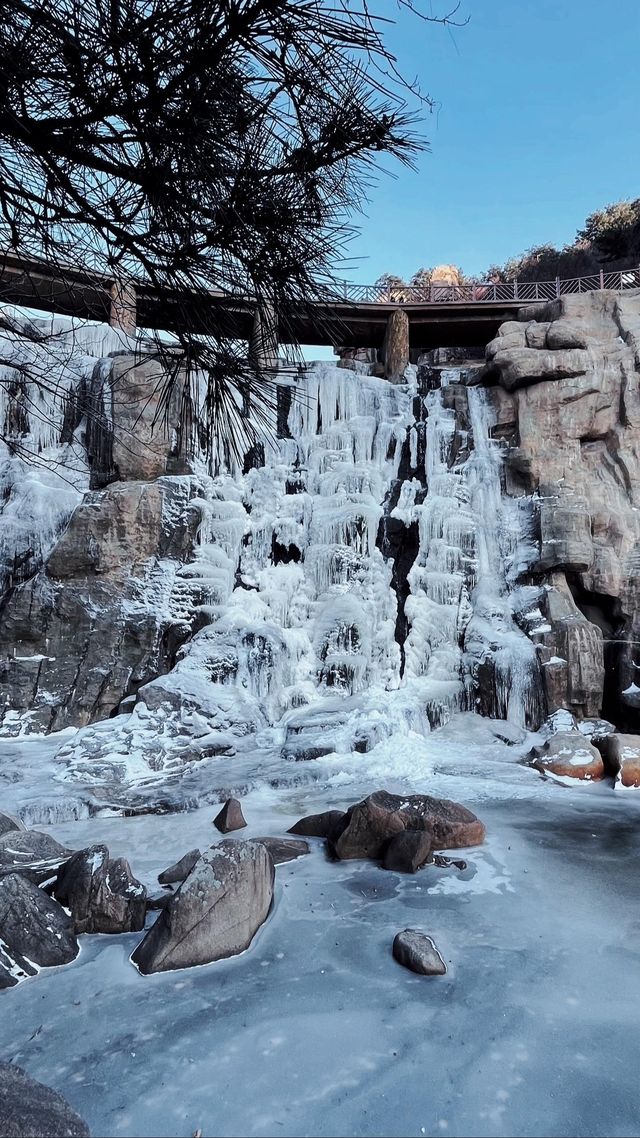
xmin=0 ymin=318 xmax=544 ymax=795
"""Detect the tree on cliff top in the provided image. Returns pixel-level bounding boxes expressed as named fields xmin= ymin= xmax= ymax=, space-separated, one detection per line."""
xmin=0 ymin=0 xmax=464 ymax=465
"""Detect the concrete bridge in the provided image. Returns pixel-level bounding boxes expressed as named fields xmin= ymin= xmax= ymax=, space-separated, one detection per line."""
xmin=1 ymin=252 xmax=638 ymax=374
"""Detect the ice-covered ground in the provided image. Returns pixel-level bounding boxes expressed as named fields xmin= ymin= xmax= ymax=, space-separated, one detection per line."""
xmin=2 ymin=715 xmax=640 ymax=1138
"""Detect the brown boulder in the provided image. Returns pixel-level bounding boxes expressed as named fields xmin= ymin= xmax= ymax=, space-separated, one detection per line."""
xmin=213 ymin=798 xmax=247 ymax=834
xmin=529 ymin=732 xmax=604 ymax=780
xmin=331 ymin=791 xmax=485 ymax=860
xmin=288 ymin=810 xmax=346 ymax=840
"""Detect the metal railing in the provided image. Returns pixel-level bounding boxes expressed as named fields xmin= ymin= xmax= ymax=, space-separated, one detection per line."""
xmin=331 ymin=268 xmax=640 ymax=305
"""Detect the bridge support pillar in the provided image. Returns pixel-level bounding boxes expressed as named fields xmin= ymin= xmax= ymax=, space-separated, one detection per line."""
xmin=109 ymin=281 xmax=137 ymax=336
xmin=383 ymin=307 xmax=410 ymax=382
xmin=249 ymin=300 xmax=279 ymax=372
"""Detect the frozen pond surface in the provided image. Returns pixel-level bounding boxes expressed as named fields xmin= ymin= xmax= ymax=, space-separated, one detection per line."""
xmin=2 ymin=714 xmax=640 ymax=1138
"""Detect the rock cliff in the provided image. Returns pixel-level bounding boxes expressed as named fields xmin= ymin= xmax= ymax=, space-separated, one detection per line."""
xmin=483 ymin=288 xmax=640 ymax=729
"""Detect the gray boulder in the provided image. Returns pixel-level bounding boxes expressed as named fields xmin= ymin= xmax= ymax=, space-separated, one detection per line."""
xmin=54 ymin=845 xmax=146 ymax=934
xmin=132 ymin=840 xmax=274 ymax=974
xmin=392 ymin=930 xmax=447 ymax=976
xmin=0 ymin=830 xmax=73 ymax=884
xmin=0 ymin=811 xmax=25 ymax=839
xmin=0 ymin=1061 xmax=90 ymax=1136
xmin=158 ymin=848 xmax=201 ymax=885
xmin=213 ymin=797 xmax=247 ymax=834
xmin=0 ymin=872 xmax=79 ymax=968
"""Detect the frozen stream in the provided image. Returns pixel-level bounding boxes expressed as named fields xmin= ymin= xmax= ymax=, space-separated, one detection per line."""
xmin=2 ymin=717 xmax=640 ymax=1138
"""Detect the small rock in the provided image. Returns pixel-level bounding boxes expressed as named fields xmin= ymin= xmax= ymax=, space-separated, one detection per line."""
xmin=0 ymin=1061 xmax=90 ymax=1136
xmin=288 ymin=810 xmax=347 ymax=839
xmin=529 ymin=732 xmax=604 ymax=780
xmin=486 ymin=719 xmax=527 ymax=746
xmin=158 ymin=848 xmax=201 ymax=885
xmin=213 ymin=798 xmax=247 ymax=834
xmin=132 ymin=840 xmax=274 ymax=974
xmin=432 ymin=854 xmax=467 ymax=871
xmin=54 ymin=845 xmax=147 ymax=934
xmin=383 ymin=831 xmax=433 ymax=873
xmin=392 ymin=930 xmax=447 ymax=976
xmin=0 ymin=811 xmax=25 ymax=839
xmin=0 ymin=872 xmax=79 ymax=969
xmin=0 ymin=830 xmax=73 ymax=884
xmin=254 ymin=837 xmax=310 ymax=864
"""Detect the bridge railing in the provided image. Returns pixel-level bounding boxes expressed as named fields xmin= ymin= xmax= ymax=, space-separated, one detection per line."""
xmin=331 ymin=268 xmax=640 ymax=305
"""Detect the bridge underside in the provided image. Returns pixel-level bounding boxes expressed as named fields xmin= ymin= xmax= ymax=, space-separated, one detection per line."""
xmin=0 ymin=257 xmax=520 ymax=351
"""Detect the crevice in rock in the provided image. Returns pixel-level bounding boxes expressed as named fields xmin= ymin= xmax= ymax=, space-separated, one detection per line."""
xmin=566 ymin=573 xmax=627 ymax=727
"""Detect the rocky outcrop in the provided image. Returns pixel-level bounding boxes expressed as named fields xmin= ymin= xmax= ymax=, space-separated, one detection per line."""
xmin=0 ymin=475 xmax=202 ymax=731
xmin=0 ymin=1062 xmax=90 ymax=1137
xmin=485 ymin=290 xmax=640 ymax=728
xmin=0 ymin=830 xmax=73 ymax=884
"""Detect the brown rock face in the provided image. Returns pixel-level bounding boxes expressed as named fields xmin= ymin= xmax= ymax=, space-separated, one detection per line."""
xmin=383 ymin=308 xmax=410 ymax=382
xmin=331 ymin=791 xmax=485 ymax=860
xmin=288 ymin=810 xmax=347 ymax=840
xmin=485 ymin=290 xmax=640 ymax=728
xmin=529 ymin=732 xmax=605 ymax=781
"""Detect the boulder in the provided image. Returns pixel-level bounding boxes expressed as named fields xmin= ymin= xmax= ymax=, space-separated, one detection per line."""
xmin=331 ymin=791 xmax=485 ymax=861
xmin=0 ymin=872 xmax=79 ymax=968
xmin=529 ymin=732 xmax=604 ymax=780
xmin=288 ymin=810 xmax=347 ymax=840
xmin=596 ymin=733 xmax=640 ymax=787
xmin=254 ymin=837 xmax=310 ymax=864
xmin=0 ymin=830 xmax=73 ymax=884
xmin=158 ymin=848 xmax=201 ymax=885
xmin=382 ymin=831 xmax=433 ymax=874
xmin=132 ymin=840 xmax=274 ymax=974
xmin=392 ymin=930 xmax=447 ymax=976
xmin=0 ymin=811 xmax=25 ymax=839
xmin=54 ymin=845 xmax=147 ymax=934
xmin=0 ymin=1061 xmax=90 ymax=1137
xmin=213 ymin=798 xmax=247 ymax=834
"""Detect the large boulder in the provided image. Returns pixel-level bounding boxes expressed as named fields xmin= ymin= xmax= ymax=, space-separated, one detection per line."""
xmin=132 ymin=840 xmax=274 ymax=975
xmin=528 ymin=732 xmax=605 ymax=780
xmin=596 ymin=733 xmax=640 ymax=787
xmin=331 ymin=791 xmax=485 ymax=861
xmin=382 ymin=831 xmax=433 ymax=874
xmin=0 ymin=872 xmax=79 ymax=969
xmin=0 ymin=1062 xmax=90 ymax=1137
xmin=54 ymin=845 xmax=147 ymax=934
xmin=253 ymin=837 xmax=310 ymax=864
xmin=0 ymin=830 xmax=73 ymax=884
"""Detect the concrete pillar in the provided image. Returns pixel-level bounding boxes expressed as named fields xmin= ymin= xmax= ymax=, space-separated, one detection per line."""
xmin=109 ymin=281 xmax=137 ymax=336
xmin=383 ymin=307 xmax=410 ymax=382
xmin=249 ymin=299 xmax=279 ymax=372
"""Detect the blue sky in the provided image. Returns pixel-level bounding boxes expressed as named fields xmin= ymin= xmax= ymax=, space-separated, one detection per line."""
xmin=341 ymin=0 xmax=640 ymax=285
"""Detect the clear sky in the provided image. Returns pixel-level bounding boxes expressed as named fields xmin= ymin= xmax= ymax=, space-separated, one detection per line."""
xmin=341 ymin=0 xmax=640 ymax=285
